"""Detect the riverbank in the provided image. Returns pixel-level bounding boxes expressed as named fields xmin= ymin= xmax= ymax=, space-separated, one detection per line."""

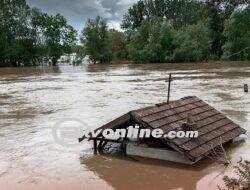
xmin=110 ymin=60 xmax=250 ymax=65
xmin=109 ymin=60 xmax=250 ymax=71
xmin=1 ymin=60 xmax=249 ymax=68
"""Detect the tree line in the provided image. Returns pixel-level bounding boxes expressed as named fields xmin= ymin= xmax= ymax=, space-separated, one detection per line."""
xmin=0 ymin=0 xmax=249 ymax=66
xmin=82 ymin=0 xmax=250 ymax=63
xmin=0 ymin=0 xmax=77 ymax=67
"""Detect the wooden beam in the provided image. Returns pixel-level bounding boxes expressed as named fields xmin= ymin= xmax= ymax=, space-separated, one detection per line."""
xmin=89 ymin=137 xmax=123 ymax=143
xmin=167 ymin=73 xmax=173 ymax=104
xmin=97 ymin=140 xmax=105 ymax=153
xmin=93 ymin=139 xmax=97 ymax=154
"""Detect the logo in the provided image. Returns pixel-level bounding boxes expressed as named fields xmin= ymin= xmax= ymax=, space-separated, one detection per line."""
xmin=52 ymin=118 xmax=89 ymax=148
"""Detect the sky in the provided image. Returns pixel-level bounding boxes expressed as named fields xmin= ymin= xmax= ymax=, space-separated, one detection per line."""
xmin=26 ymin=0 xmax=138 ymax=31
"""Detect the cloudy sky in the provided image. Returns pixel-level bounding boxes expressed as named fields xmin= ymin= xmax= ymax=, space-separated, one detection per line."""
xmin=27 ymin=0 xmax=138 ymax=31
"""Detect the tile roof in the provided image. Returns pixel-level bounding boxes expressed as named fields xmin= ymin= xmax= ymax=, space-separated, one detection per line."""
xmin=94 ymin=96 xmax=246 ymax=161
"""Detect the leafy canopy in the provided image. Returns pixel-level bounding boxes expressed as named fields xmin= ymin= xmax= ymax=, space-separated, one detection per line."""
xmin=81 ymin=16 xmax=112 ymax=63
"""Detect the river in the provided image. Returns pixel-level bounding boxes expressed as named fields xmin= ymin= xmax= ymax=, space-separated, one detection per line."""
xmin=0 ymin=62 xmax=249 ymax=190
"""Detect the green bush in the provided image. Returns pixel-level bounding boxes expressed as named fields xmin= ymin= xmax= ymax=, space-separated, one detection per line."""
xmin=222 ymin=6 xmax=250 ymax=61
xmin=173 ymin=22 xmax=211 ymax=62
xmin=81 ymin=16 xmax=112 ymax=64
xmin=127 ymin=18 xmax=177 ymax=63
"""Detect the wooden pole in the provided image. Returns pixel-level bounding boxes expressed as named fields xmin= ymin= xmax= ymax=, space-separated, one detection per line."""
xmin=93 ymin=139 xmax=97 ymax=154
xmin=167 ymin=74 xmax=172 ymax=104
xmin=98 ymin=140 xmax=103 ymax=153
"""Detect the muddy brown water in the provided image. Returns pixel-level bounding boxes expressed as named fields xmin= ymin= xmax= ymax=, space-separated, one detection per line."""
xmin=0 ymin=62 xmax=249 ymax=190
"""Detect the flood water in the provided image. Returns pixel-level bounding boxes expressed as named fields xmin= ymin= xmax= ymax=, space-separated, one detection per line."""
xmin=0 ymin=62 xmax=249 ymax=190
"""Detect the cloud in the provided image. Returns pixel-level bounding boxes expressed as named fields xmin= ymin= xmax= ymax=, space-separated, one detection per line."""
xmin=27 ymin=0 xmax=138 ymax=31
xmin=108 ymin=20 xmax=123 ymax=31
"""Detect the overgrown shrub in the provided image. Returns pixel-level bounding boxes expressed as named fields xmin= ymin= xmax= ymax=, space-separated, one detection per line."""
xmin=173 ymin=22 xmax=211 ymax=62
xmin=219 ymin=160 xmax=250 ymax=190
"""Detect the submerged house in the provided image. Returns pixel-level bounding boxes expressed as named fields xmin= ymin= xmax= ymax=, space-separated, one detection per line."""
xmin=80 ymin=96 xmax=246 ymax=165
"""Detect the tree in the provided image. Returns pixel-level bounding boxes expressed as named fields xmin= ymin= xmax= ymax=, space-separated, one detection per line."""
xmin=81 ymin=16 xmax=112 ymax=63
xmin=204 ymin=0 xmax=249 ymax=58
xmin=31 ymin=12 xmax=77 ymax=66
xmin=0 ymin=0 xmax=77 ymax=67
xmin=173 ymin=22 xmax=212 ymax=62
xmin=147 ymin=19 xmax=177 ymax=62
xmin=122 ymin=0 xmax=249 ymax=62
xmin=0 ymin=0 xmax=6 ymax=66
xmin=121 ymin=0 xmax=147 ymax=33
xmin=127 ymin=18 xmax=178 ymax=63
xmin=122 ymin=0 xmax=205 ymax=33
xmin=127 ymin=20 xmax=151 ymax=63
xmin=1 ymin=0 xmax=38 ymax=66
xmin=222 ymin=6 xmax=250 ymax=60
xmin=146 ymin=0 xmax=205 ymax=29
xmin=108 ymin=29 xmax=127 ymax=60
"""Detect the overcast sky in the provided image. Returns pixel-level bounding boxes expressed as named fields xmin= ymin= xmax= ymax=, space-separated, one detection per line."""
xmin=27 ymin=0 xmax=138 ymax=31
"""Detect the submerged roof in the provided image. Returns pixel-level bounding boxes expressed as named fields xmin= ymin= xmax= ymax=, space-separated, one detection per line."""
xmin=96 ymin=96 xmax=246 ymax=161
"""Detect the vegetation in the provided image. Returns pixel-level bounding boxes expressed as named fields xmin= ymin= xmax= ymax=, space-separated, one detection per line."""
xmin=173 ymin=22 xmax=211 ymax=62
xmin=108 ymin=29 xmax=127 ymax=61
xmin=0 ymin=0 xmax=249 ymax=66
xmin=205 ymin=0 xmax=249 ymax=58
xmin=80 ymin=17 xmax=127 ymax=63
xmin=0 ymin=0 xmax=77 ymax=67
xmin=127 ymin=18 xmax=177 ymax=63
xmin=121 ymin=0 xmax=205 ymax=31
xmin=121 ymin=0 xmax=249 ymax=63
xmin=80 ymin=16 xmax=112 ymax=63
xmin=222 ymin=6 xmax=250 ymax=61
xmin=219 ymin=160 xmax=249 ymax=190
xmin=81 ymin=0 xmax=249 ymax=64
xmin=31 ymin=9 xmax=77 ymax=66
